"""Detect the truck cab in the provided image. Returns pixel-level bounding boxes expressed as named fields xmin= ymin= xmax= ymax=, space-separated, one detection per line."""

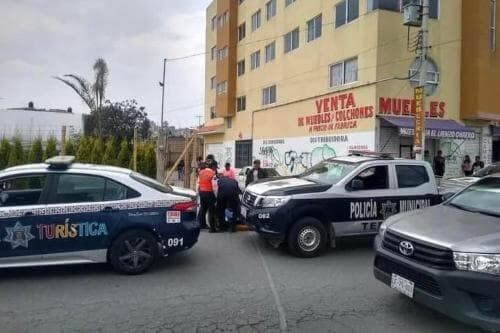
xmin=241 ymin=152 xmax=441 ymax=258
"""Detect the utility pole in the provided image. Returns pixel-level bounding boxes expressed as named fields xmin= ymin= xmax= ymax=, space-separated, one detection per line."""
xmin=157 ymin=58 xmax=167 ymax=181
xmin=133 ymin=127 xmax=138 ymax=171
xmin=414 ymin=0 xmax=430 ymax=161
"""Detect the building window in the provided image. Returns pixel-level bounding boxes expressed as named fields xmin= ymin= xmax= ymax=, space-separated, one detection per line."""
xmin=226 ymin=117 xmax=232 ymax=129
xmin=266 ymin=0 xmax=277 ymax=20
xmin=216 ymin=81 xmax=227 ymax=95
xmin=335 ymin=0 xmax=359 ymax=28
xmin=217 ymin=46 xmax=228 ymax=61
xmin=329 ymin=57 xmax=358 ymax=88
xmin=210 ymin=76 xmax=216 ymax=90
xmin=250 ymin=50 xmax=261 ymax=70
xmin=239 ymin=0 xmax=245 ymax=4
xmin=218 ymin=11 xmax=229 ymax=28
xmin=491 ymin=0 xmax=497 ymax=51
xmin=251 ymin=10 xmax=262 ymax=32
xmin=210 ymin=106 xmax=216 ymax=119
xmin=265 ymin=41 xmax=276 ymax=62
xmin=211 ymin=16 xmax=217 ymax=30
xmin=238 ymin=22 xmax=246 ymax=41
xmin=401 ymin=0 xmax=439 ymax=19
xmin=237 ymin=59 xmax=245 ymax=76
xmin=262 ymin=85 xmax=277 ymax=105
xmin=284 ymin=28 xmax=300 ymax=53
xmin=211 ymin=46 xmax=216 ymax=61
xmin=285 ymin=0 xmax=296 ymax=7
xmin=236 ymin=96 xmax=247 ymax=112
xmin=367 ymin=0 xmax=401 ymax=12
xmin=307 ymin=14 xmax=322 ymax=42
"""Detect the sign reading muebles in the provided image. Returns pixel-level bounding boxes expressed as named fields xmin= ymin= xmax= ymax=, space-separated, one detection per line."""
xmin=399 ymin=127 xmax=476 ymax=140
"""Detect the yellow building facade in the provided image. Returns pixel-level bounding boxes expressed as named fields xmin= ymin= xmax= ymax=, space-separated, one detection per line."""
xmin=202 ymin=0 xmax=495 ymax=177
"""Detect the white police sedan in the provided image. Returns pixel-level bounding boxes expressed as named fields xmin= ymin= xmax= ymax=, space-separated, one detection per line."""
xmin=0 ymin=156 xmax=200 ymax=274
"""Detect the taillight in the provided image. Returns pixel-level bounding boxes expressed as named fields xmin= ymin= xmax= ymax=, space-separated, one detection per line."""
xmin=171 ymin=201 xmax=198 ymax=212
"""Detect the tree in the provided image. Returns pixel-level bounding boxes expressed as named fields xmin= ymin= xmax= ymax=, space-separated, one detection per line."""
xmin=44 ymin=137 xmax=58 ymax=159
xmin=8 ymin=137 xmax=25 ymax=167
xmin=63 ymin=139 xmax=76 ymax=155
xmin=53 ymin=74 xmax=96 ymax=112
xmin=76 ymin=137 xmax=93 ymax=163
xmin=0 ymin=138 xmax=11 ymax=169
xmin=92 ymin=58 xmax=109 ymax=136
xmin=28 ymin=138 xmax=44 ymax=163
xmin=117 ymin=139 xmax=131 ymax=168
xmin=142 ymin=143 xmax=157 ymax=179
xmin=84 ymin=100 xmax=151 ymax=140
xmin=102 ymin=137 xmax=117 ymax=165
xmin=91 ymin=137 xmax=104 ymax=164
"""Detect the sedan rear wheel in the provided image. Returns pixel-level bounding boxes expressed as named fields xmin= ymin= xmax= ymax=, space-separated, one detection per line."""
xmin=109 ymin=230 xmax=158 ymax=275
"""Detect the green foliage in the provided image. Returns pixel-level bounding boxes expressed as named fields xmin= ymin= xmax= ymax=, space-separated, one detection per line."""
xmin=76 ymin=137 xmax=94 ymax=163
xmin=63 ymin=139 xmax=76 ymax=156
xmin=91 ymin=138 xmax=104 ymax=164
xmin=141 ymin=143 xmax=157 ymax=179
xmin=0 ymin=138 xmax=11 ymax=170
xmin=28 ymin=138 xmax=44 ymax=163
xmin=8 ymin=137 xmax=25 ymax=167
xmin=102 ymin=137 xmax=117 ymax=166
xmin=44 ymin=137 xmax=58 ymax=159
xmin=117 ymin=139 xmax=131 ymax=168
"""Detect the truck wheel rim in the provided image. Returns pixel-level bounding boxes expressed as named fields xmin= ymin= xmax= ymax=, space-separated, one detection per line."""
xmin=298 ymin=227 xmax=320 ymax=252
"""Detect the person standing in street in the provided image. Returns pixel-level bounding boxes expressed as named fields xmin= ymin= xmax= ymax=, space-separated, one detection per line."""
xmin=245 ymin=159 xmax=268 ymax=187
xmin=216 ymin=175 xmax=240 ymax=232
xmin=222 ymin=162 xmax=236 ymax=179
xmin=433 ymin=150 xmax=446 ymax=179
xmin=462 ymin=155 xmax=473 ymax=176
xmin=197 ymin=162 xmax=218 ymax=233
xmin=472 ymin=155 xmax=485 ymax=174
xmin=177 ymin=160 xmax=185 ymax=180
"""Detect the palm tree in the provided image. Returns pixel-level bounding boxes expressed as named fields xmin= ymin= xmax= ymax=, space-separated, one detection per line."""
xmin=54 ymin=58 xmax=109 ymax=136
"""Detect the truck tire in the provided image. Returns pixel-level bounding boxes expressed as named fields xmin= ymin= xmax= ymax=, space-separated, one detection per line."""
xmin=108 ymin=229 xmax=159 ymax=275
xmin=287 ymin=217 xmax=327 ymax=258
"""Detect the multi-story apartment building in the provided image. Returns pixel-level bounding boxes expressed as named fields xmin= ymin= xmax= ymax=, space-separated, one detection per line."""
xmin=201 ymin=0 xmax=498 ymax=178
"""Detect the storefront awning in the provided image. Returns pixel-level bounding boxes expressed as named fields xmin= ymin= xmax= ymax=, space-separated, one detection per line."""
xmin=197 ymin=125 xmax=225 ymax=135
xmin=379 ymin=116 xmax=476 ymax=140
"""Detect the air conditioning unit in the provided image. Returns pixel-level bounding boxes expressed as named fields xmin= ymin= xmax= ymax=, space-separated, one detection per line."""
xmin=403 ymin=0 xmax=422 ymax=27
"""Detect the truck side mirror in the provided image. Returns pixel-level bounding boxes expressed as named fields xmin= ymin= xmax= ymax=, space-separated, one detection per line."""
xmin=349 ymin=179 xmax=364 ymax=191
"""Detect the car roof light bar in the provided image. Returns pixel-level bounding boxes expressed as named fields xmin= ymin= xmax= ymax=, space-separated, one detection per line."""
xmin=45 ymin=155 xmax=75 ymax=169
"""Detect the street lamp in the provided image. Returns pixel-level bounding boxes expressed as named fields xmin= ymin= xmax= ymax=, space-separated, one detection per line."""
xmin=159 ymin=58 xmax=167 ymax=128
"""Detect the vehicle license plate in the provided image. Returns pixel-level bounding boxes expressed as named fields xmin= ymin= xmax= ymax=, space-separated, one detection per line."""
xmin=391 ymin=273 xmax=414 ymax=298
xmin=241 ymin=206 xmax=247 ymax=218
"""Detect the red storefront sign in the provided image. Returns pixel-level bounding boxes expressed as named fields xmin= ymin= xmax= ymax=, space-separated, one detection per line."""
xmin=379 ymin=97 xmax=446 ymax=118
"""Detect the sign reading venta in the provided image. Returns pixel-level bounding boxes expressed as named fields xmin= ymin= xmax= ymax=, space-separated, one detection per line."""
xmin=297 ymin=92 xmax=375 ymax=133
xmin=413 ymin=86 xmax=425 ymax=148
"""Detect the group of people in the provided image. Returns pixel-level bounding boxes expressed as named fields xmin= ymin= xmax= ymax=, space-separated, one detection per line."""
xmin=430 ymin=150 xmax=484 ymax=178
xmin=196 ymin=155 xmax=268 ymax=233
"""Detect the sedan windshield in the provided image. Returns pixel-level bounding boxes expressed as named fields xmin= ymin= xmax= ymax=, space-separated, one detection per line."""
xmin=447 ymin=177 xmax=500 ymax=217
xmin=299 ymin=160 xmax=357 ymax=185
xmin=130 ymin=172 xmax=172 ymax=193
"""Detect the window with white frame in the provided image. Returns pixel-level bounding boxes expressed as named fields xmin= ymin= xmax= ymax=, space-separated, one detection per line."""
xmin=238 ymin=23 xmax=246 ymax=41
xmin=250 ymin=50 xmax=261 ymax=70
xmin=262 ymin=85 xmax=277 ymax=105
xmin=211 ymin=16 xmax=217 ymax=30
xmin=237 ymin=59 xmax=245 ymax=76
xmin=226 ymin=117 xmax=232 ymax=129
xmin=307 ymin=14 xmax=322 ymax=42
xmin=216 ymin=81 xmax=227 ymax=95
xmin=335 ymin=0 xmax=359 ymax=28
xmin=211 ymin=46 xmax=216 ymax=61
xmin=367 ymin=0 xmax=400 ymax=12
xmin=251 ymin=10 xmax=262 ymax=31
xmin=236 ymin=96 xmax=246 ymax=112
xmin=329 ymin=57 xmax=358 ymax=88
xmin=284 ymin=27 xmax=300 ymax=53
xmin=210 ymin=106 xmax=216 ymax=119
xmin=265 ymin=41 xmax=276 ymax=62
xmin=210 ymin=76 xmax=216 ymax=90
xmin=266 ymin=0 xmax=277 ymax=20
xmin=285 ymin=0 xmax=296 ymax=7
xmin=217 ymin=47 xmax=228 ymax=61
xmin=218 ymin=11 xmax=228 ymax=28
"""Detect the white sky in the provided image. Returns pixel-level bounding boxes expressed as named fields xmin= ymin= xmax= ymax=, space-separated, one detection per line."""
xmin=0 ymin=0 xmax=209 ymax=128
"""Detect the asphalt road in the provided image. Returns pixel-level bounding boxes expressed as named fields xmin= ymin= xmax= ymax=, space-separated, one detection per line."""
xmin=0 ymin=232 xmax=481 ymax=333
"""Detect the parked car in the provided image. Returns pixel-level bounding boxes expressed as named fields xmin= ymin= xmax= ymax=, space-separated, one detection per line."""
xmin=0 ymin=156 xmax=200 ymax=274
xmin=439 ymin=162 xmax=500 ymax=198
xmin=241 ymin=152 xmax=442 ymax=258
xmin=236 ymin=166 xmax=280 ymax=191
xmin=374 ymin=175 xmax=500 ymax=332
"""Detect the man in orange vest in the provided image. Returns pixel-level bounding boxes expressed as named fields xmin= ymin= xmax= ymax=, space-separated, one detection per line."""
xmin=197 ymin=162 xmax=218 ymax=232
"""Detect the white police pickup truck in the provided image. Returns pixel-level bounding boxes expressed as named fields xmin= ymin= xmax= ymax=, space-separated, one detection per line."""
xmin=241 ymin=152 xmax=441 ymax=258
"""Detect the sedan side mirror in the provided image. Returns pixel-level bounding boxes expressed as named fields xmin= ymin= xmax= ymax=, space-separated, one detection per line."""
xmin=349 ymin=179 xmax=364 ymax=191
xmin=0 ymin=192 xmax=9 ymax=205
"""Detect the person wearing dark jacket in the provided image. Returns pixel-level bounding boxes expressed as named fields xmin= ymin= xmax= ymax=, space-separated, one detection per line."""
xmin=216 ymin=176 xmax=240 ymax=232
xmin=245 ymin=160 xmax=268 ymax=187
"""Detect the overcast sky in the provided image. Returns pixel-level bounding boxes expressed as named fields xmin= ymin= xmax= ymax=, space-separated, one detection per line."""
xmin=0 ymin=0 xmax=208 ymax=128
